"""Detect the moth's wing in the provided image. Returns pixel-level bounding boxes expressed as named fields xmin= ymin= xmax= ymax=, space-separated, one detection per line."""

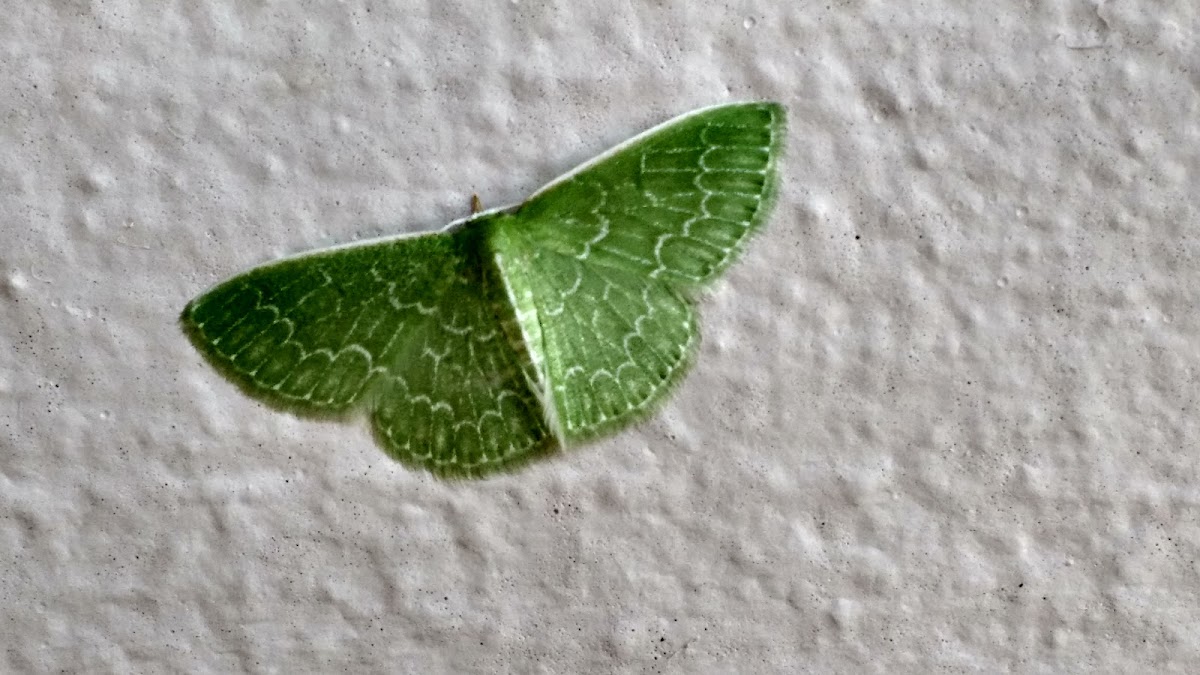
xmin=181 ymin=227 xmax=555 ymax=477
xmin=492 ymin=102 xmax=784 ymax=441
xmin=492 ymin=239 xmax=697 ymax=442
xmin=515 ymin=101 xmax=785 ymax=289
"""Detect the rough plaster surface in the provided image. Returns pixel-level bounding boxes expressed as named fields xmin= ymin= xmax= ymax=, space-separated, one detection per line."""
xmin=3 ymin=1 xmax=1199 ymax=672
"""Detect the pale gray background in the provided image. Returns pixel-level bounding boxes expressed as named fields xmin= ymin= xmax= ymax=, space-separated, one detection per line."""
xmin=3 ymin=1 xmax=1199 ymax=672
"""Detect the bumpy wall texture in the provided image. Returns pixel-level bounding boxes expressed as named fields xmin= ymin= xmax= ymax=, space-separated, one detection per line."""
xmin=3 ymin=2 xmax=1199 ymax=671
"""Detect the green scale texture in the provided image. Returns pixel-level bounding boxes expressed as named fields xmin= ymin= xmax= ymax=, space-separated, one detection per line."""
xmin=182 ymin=102 xmax=785 ymax=478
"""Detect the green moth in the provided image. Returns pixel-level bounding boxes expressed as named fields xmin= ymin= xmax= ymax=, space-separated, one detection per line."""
xmin=181 ymin=102 xmax=785 ymax=478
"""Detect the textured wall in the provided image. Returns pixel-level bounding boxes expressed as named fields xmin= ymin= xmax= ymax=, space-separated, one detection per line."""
xmin=3 ymin=1 xmax=1199 ymax=671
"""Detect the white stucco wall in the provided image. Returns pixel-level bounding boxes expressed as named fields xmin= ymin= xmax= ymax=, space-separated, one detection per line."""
xmin=3 ymin=1 xmax=1199 ymax=671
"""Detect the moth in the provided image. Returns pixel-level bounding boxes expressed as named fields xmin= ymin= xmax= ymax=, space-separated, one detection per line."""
xmin=181 ymin=102 xmax=785 ymax=478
